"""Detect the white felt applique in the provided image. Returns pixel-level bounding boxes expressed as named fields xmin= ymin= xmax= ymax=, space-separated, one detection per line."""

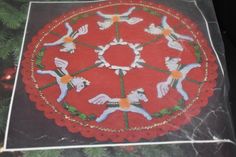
xmin=157 ymin=57 xmax=201 ymax=101
xmin=96 ymin=7 xmax=143 ymax=30
xmin=37 ymin=58 xmax=90 ymax=102
xmin=145 ymin=16 xmax=193 ymax=51
xmin=44 ymin=23 xmax=88 ymax=53
xmin=88 ymin=88 xmax=152 ymax=122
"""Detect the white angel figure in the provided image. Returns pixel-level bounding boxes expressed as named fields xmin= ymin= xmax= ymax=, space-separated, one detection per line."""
xmin=44 ymin=22 xmax=88 ymax=53
xmin=89 ymin=88 xmax=152 ymax=122
xmin=145 ymin=16 xmax=194 ymax=51
xmin=96 ymin=7 xmax=143 ymax=30
xmin=37 ymin=58 xmax=90 ymax=102
xmin=157 ymin=57 xmax=201 ymax=101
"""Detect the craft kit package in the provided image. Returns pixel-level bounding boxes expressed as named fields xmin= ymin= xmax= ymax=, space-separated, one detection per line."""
xmin=2 ymin=0 xmax=236 ymax=156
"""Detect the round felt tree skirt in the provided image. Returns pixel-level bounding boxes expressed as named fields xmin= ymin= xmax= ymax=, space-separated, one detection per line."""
xmin=22 ymin=0 xmax=218 ymax=142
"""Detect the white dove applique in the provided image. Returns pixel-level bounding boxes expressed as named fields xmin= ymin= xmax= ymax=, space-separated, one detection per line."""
xmin=96 ymin=7 xmax=143 ymax=30
xmin=44 ymin=22 xmax=88 ymax=53
xmin=145 ymin=16 xmax=194 ymax=51
xmin=157 ymin=57 xmax=201 ymax=101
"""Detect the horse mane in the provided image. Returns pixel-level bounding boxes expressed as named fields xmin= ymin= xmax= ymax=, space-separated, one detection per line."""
xmin=72 ymin=77 xmax=90 ymax=86
xmin=165 ymin=57 xmax=181 ymax=71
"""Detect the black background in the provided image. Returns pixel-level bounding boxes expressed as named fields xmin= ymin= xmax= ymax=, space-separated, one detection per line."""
xmin=212 ymin=0 xmax=236 ymax=132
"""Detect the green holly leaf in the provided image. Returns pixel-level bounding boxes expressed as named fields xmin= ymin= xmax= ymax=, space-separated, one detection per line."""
xmin=62 ymin=102 xmax=69 ymax=109
xmin=194 ymin=47 xmax=202 ymax=63
xmin=88 ymin=114 xmax=96 ymax=120
xmin=178 ymin=99 xmax=185 ymax=105
xmin=36 ymin=64 xmax=45 ymax=69
xmin=70 ymin=14 xmax=88 ymax=24
xmin=152 ymin=112 xmax=162 ymax=118
xmin=172 ymin=105 xmax=183 ymax=112
xmin=37 ymin=48 xmax=45 ymax=57
xmin=68 ymin=106 xmax=78 ymax=113
xmin=35 ymin=59 xmax=41 ymax=65
xmin=159 ymin=109 xmax=172 ymax=115
xmin=79 ymin=113 xmax=87 ymax=120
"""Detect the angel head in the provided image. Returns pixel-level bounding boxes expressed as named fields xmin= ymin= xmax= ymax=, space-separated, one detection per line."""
xmin=71 ymin=77 xmax=90 ymax=92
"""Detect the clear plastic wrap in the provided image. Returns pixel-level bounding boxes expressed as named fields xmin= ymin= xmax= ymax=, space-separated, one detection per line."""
xmin=2 ymin=0 xmax=236 ymax=156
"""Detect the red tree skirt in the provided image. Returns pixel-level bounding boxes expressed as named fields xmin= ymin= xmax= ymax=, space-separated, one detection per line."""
xmin=21 ymin=0 xmax=218 ymax=142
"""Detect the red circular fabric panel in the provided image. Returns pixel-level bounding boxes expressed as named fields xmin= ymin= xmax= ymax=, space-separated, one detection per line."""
xmin=21 ymin=0 xmax=218 ymax=142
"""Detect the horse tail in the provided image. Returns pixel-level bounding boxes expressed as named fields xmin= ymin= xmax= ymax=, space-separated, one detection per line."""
xmin=88 ymin=94 xmax=111 ymax=105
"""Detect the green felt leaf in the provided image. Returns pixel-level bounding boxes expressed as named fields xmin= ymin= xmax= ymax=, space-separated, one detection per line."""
xmin=79 ymin=113 xmax=87 ymax=120
xmin=152 ymin=112 xmax=162 ymax=118
xmin=159 ymin=109 xmax=172 ymax=115
xmin=178 ymin=98 xmax=185 ymax=105
xmin=62 ymin=102 xmax=69 ymax=109
xmin=37 ymin=64 xmax=45 ymax=69
xmin=68 ymin=106 xmax=78 ymax=113
xmin=88 ymin=114 xmax=96 ymax=120
xmin=194 ymin=47 xmax=202 ymax=63
xmin=172 ymin=105 xmax=183 ymax=112
xmin=37 ymin=48 xmax=45 ymax=57
xmin=70 ymin=14 xmax=89 ymax=24
xmin=142 ymin=7 xmax=161 ymax=17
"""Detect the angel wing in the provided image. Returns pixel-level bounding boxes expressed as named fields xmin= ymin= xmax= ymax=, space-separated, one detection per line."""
xmin=161 ymin=16 xmax=171 ymax=29
xmin=157 ymin=81 xmax=170 ymax=98
xmin=65 ymin=22 xmax=73 ymax=36
xmin=96 ymin=11 xmax=113 ymax=19
xmin=144 ymin=23 xmax=162 ymax=35
xmin=54 ymin=58 xmax=68 ymax=69
xmin=167 ymin=40 xmax=184 ymax=51
xmin=125 ymin=17 xmax=143 ymax=25
xmin=173 ymin=32 xmax=194 ymax=41
xmin=97 ymin=21 xmax=113 ymax=30
xmin=120 ymin=7 xmax=136 ymax=17
xmin=72 ymin=24 xmax=88 ymax=39
xmin=88 ymin=94 xmax=111 ymax=105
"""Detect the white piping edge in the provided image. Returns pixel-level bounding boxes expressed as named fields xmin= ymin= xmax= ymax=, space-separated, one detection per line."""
xmin=2 ymin=2 xmax=33 ymax=152
xmin=193 ymin=0 xmax=225 ymax=76
xmin=2 ymin=139 xmax=235 ymax=152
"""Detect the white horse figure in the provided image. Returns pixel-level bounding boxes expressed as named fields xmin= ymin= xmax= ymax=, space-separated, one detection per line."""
xmin=37 ymin=58 xmax=90 ymax=102
xmin=44 ymin=22 xmax=88 ymax=53
xmin=145 ymin=16 xmax=193 ymax=51
xmin=96 ymin=7 xmax=143 ymax=30
xmin=157 ymin=57 xmax=201 ymax=101
xmin=88 ymin=88 xmax=152 ymax=122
